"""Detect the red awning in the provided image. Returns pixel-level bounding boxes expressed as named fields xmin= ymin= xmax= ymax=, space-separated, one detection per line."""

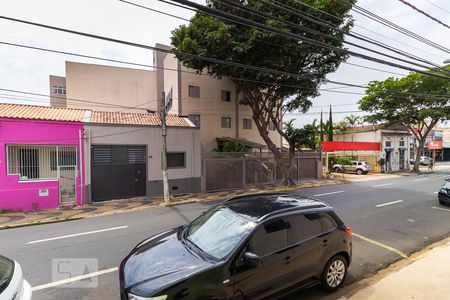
xmin=322 ymin=141 xmax=381 ymax=152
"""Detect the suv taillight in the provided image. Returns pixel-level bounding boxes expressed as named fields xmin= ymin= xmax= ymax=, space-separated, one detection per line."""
xmin=345 ymin=226 xmax=352 ymax=236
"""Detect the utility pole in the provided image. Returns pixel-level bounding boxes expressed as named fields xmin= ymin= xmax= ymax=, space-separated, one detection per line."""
xmin=160 ymin=91 xmax=170 ymax=205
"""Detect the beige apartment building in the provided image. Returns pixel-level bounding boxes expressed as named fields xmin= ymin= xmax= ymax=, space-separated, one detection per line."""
xmin=50 ymin=44 xmax=282 ymax=152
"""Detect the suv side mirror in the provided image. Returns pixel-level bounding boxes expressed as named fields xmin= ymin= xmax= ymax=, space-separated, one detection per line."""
xmin=244 ymin=252 xmax=261 ymax=268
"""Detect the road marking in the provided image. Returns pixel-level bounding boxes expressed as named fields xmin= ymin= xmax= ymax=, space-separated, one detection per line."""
xmin=412 ymin=178 xmax=429 ymax=182
xmin=434 ymin=191 xmax=438 ymax=194
xmin=313 ymin=191 xmax=345 ymax=197
xmin=407 ymin=219 xmax=415 ymax=222
xmin=31 ymin=267 xmax=117 ymax=291
xmin=375 ymin=200 xmax=404 ymax=207
xmin=353 ymin=233 xmax=408 ymax=259
xmin=373 ymin=183 xmax=394 ymax=187
xmin=27 ymin=226 xmax=128 ymax=244
xmin=431 ymin=206 xmax=450 ymax=212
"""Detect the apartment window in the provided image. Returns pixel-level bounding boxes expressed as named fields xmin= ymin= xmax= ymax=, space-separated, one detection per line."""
xmin=221 ymin=90 xmax=231 ymax=102
xmin=7 ymin=145 xmax=77 ymax=181
xmin=221 ymin=117 xmax=232 ymax=129
xmin=385 ymin=141 xmax=392 ymax=147
xmin=167 ymin=152 xmax=186 ymax=168
xmin=188 ymin=85 xmax=200 ymax=98
xmin=243 ymin=118 xmax=252 ymax=130
xmin=188 ymin=114 xmax=201 ymax=127
xmin=399 ymin=140 xmax=405 ymax=147
xmin=52 ymin=86 xmax=66 ymax=95
xmin=268 ymin=120 xmax=276 ymax=131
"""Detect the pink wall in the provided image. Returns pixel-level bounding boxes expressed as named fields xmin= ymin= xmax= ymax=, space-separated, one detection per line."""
xmin=0 ymin=118 xmax=85 ymax=211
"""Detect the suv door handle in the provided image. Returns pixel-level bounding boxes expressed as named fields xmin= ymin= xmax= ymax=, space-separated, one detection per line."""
xmin=284 ymin=256 xmax=292 ymax=264
xmin=322 ymin=239 xmax=328 ymax=247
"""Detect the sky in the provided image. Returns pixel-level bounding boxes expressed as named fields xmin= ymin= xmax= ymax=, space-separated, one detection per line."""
xmin=1 ymin=0 xmax=450 ymax=127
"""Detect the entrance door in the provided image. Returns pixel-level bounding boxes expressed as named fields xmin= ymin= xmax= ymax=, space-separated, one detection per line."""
xmin=399 ymin=149 xmax=405 ymax=170
xmin=91 ymin=145 xmax=146 ymax=202
xmin=59 ymin=165 xmax=77 ymax=205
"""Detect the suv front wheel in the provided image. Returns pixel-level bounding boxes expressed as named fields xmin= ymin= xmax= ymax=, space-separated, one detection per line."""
xmin=320 ymin=255 xmax=348 ymax=292
xmin=356 ymin=169 xmax=364 ymax=175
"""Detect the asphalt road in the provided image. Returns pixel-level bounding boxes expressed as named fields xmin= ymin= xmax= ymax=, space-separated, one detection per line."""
xmin=1 ymin=165 xmax=450 ymax=300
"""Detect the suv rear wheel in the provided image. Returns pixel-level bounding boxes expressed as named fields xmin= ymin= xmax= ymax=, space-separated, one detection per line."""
xmin=334 ymin=167 xmax=341 ymax=173
xmin=320 ymin=255 xmax=348 ymax=292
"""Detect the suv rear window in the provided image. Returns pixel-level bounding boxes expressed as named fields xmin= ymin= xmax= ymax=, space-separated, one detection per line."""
xmin=287 ymin=214 xmax=322 ymax=244
xmin=319 ymin=214 xmax=337 ymax=232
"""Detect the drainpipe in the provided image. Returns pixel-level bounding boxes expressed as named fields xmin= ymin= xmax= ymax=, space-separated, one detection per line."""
xmin=79 ymin=129 xmax=83 ymax=206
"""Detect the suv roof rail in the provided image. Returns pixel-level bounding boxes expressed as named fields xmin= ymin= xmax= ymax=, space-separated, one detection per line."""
xmin=223 ymin=192 xmax=288 ymax=203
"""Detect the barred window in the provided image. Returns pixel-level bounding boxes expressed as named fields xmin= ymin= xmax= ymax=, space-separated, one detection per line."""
xmin=7 ymin=145 xmax=77 ymax=181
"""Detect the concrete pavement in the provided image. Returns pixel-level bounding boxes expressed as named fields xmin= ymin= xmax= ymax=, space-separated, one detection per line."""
xmin=0 ymin=178 xmax=340 ymax=230
xmin=345 ymin=238 xmax=450 ymax=300
xmin=1 ymin=164 xmax=449 ymax=299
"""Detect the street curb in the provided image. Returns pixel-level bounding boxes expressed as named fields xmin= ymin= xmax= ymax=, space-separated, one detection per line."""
xmin=336 ymin=234 xmax=450 ymax=300
xmin=0 ymin=181 xmax=341 ymax=229
xmin=0 ymin=216 xmax=84 ymax=230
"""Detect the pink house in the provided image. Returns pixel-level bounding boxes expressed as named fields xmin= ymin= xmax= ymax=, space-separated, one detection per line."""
xmin=0 ymin=104 xmax=86 ymax=211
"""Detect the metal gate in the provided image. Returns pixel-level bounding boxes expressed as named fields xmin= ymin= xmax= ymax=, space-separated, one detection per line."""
xmin=59 ymin=165 xmax=77 ymax=205
xmin=91 ymin=145 xmax=146 ymax=202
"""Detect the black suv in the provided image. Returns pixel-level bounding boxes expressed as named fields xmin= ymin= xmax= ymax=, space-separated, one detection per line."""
xmin=120 ymin=193 xmax=352 ymax=300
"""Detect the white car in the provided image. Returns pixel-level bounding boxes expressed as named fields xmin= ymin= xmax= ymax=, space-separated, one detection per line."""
xmin=0 ymin=255 xmax=32 ymax=300
xmin=333 ymin=160 xmax=372 ymax=175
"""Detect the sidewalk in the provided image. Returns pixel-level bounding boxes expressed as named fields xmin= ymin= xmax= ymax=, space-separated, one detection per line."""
xmin=343 ymin=237 xmax=450 ymax=300
xmin=0 ymin=178 xmax=341 ymax=230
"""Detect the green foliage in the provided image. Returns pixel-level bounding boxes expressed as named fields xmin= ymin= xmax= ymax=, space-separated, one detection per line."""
xmin=220 ymin=141 xmax=247 ymax=152
xmin=359 ymin=68 xmax=450 ymax=172
xmin=284 ymin=119 xmax=318 ymax=150
xmin=171 ymin=0 xmax=354 ymax=183
xmin=359 ymin=68 xmax=450 ymax=137
xmin=336 ymin=156 xmax=353 ymax=165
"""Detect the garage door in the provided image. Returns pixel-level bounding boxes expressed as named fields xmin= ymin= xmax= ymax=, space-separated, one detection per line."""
xmin=91 ymin=145 xmax=146 ymax=202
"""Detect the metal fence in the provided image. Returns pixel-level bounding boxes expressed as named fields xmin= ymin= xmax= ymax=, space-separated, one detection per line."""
xmin=202 ymin=151 xmax=321 ymax=192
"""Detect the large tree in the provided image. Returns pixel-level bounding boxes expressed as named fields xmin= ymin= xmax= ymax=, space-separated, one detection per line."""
xmin=171 ymin=0 xmax=354 ymax=185
xmin=359 ymin=68 xmax=450 ymax=173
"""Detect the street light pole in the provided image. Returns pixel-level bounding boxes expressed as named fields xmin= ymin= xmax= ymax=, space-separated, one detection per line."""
xmin=160 ymin=91 xmax=170 ymax=206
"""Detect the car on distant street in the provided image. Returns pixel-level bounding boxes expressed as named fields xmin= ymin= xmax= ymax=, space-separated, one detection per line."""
xmin=411 ymin=156 xmax=433 ymax=166
xmin=438 ymin=177 xmax=450 ymax=205
xmin=0 ymin=255 xmax=32 ymax=300
xmin=119 ymin=193 xmax=352 ymax=300
xmin=333 ymin=160 xmax=371 ymax=175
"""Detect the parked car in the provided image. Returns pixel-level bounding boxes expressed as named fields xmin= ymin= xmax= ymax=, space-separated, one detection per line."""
xmin=411 ymin=156 xmax=433 ymax=166
xmin=438 ymin=177 xmax=450 ymax=205
xmin=120 ymin=193 xmax=352 ymax=300
xmin=0 ymin=255 xmax=32 ymax=300
xmin=333 ymin=160 xmax=371 ymax=175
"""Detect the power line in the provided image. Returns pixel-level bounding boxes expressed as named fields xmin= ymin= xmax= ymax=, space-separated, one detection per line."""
xmin=398 ymin=0 xmax=450 ymax=30
xmin=259 ymin=0 xmax=444 ymax=71
xmin=162 ymin=0 xmax=450 ymax=79
xmin=290 ymin=0 xmax=446 ymax=60
xmin=120 ymin=0 xmax=409 ymax=78
xmin=424 ymin=0 xmax=450 ymax=16
xmin=0 ymin=15 xmax=370 ymax=89
xmin=339 ymin=0 xmax=450 ymax=54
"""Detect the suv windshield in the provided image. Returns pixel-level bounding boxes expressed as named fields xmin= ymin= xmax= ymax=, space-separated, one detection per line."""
xmin=0 ymin=255 xmax=14 ymax=294
xmin=186 ymin=206 xmax=255 ymax=260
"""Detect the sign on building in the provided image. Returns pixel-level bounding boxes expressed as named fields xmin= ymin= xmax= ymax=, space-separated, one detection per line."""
xmin=428 ymin=140 xmax=443 ymax=150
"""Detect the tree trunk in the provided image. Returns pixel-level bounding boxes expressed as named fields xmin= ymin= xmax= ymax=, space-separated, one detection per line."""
xmin=413 ymin=138 xmax=425 ymax=173
xmin=252 ymin=116 xmax=294 ymax=186
xmin=288 ymin=144 xmax=296 ymax=185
